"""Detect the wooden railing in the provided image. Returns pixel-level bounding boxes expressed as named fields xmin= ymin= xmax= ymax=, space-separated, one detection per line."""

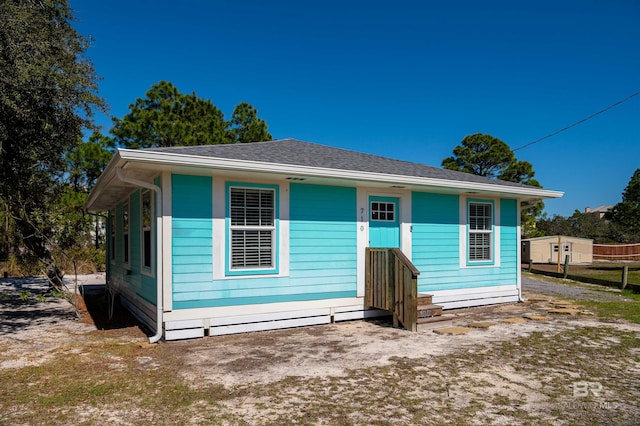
xmin=365 ymin=247 xmax=420 ymax=331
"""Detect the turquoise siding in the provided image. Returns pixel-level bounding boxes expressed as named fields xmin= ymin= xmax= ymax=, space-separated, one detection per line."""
xmin=171 ymin=174 xmax=213 ymax=303
xmin=171 ymin=178 xmax=358 ymax=309
xmin=109 ymin=189 xmax=157 ymax=305
xmin=289 ymin=183 xmax=357 ymax=295
xmin=499 ymin=198 xmax=519 ymax=283
xmin=411 ymin=193 xmax=518 ymax=292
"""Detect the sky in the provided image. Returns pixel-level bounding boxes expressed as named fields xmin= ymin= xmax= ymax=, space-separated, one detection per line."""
xmin=70 ymin=0 xmax=640 ymax=217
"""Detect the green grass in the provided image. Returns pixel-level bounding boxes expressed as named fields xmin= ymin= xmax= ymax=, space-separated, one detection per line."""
xmin=529 ymin=261 xmax=640 ymax=288
xmin=577 ymin=289 xmax=640 ymax=323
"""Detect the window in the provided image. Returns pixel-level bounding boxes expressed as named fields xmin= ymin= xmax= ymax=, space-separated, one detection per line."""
xmin=109 ymin=211 xmax=116 ymax=263
xmin=229 ymin=186 xmax=276 ymax=271
xmin=122 ymin=201 xmax=130 ymax=265
xmin=141 ymin=190 xmax=153 ymax=270
xmin=370 ymin=202 xmax=395 ymax=222
xmin=468 ymin=202 xmax=493 ymax=262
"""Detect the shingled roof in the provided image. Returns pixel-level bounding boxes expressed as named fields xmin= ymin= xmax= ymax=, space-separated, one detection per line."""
xmin=143 ymin=138 xmax=531 ymax=190
xmin=87 ymin=138 xmax=563 ymax=211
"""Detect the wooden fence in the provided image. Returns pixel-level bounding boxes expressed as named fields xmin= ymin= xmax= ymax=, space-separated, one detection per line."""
xmin=593 ymin=243 xmax=640 ymax=261
xmin=365 ymin=247 xmax=419 ymax=331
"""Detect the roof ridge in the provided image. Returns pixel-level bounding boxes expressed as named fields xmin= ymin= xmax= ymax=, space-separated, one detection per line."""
xmin=139 ymin=138 xmax=294 ymax=151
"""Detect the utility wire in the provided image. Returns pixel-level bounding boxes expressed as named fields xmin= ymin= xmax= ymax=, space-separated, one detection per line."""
xmin=513 ymin=90 xmax=640 ymax=152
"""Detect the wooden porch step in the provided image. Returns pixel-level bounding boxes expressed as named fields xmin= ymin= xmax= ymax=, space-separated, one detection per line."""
xmin=417 ymin=293 xmax=433 ymax=305
xmin=416 ymin=315 xmax=454 ymax=331
xmin=417 ymin=304 xmax=443 ymax=318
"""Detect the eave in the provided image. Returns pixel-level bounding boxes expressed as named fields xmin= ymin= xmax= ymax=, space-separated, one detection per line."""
xmin=85 ymin=149 xmax=564 ymax=211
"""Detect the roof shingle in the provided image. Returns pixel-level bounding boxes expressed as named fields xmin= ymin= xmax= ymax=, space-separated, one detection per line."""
xmin=143 ymin=138 xmax=534 ymax=190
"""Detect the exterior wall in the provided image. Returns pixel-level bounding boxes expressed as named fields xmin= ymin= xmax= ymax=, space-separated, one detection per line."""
xmin=164 ymin=176 xmax=524 ymax=337
xmin=523 ymin=236 xmax=593 ymax=264
xmin=571 ymin=239 xmax=593 ymax=264
xmin=103 ymin=170 xmax=528 ymax=338
xmin=108 ymin=188 xmax=158 ymax=330
xmin=289 ymin=183 xmax=358 ymax=299
xmin=170 ymin=175 xmax=358 ymax=310
xmin=411 ymin=193 xmax=519 ymax=308
xmin=170 ymin=175 xmax=214 ymax=309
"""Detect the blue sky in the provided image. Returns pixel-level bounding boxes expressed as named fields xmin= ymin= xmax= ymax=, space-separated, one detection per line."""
xmin=71 ymin=0 xmax=639 ymax=217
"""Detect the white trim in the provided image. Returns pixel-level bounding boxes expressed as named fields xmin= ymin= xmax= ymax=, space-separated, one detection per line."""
xmin=115 ymin=149 xmax=564 ymax=199
xmin=140 ymin=188 xmax=155 ymax=277
xmin=459 ymin=198 xmax=466 ymax=269
xmin=163 ymin=305 xmax=387 ymax=340
xmin=162 ymin=172 xmax=173 ymax=311
xmin=459 ymin=196 xmax=501 ymax=269
xmin=122 ymin=199 xmax=130 ymax=268
xmin=204 ymin=306 xmax=387 ymax=337
xmin=228 ymin=185 xmax=277 ymax=271
xmin=212 ymin=177 xmax=225 ymax=280
xmin=400 ymin=191 xmax=412 ymax=258
xmin=162 ymin=297 xmax=363 ymax=322
xmin=212 ymin=178 xmax=290 ymax=280
xmin=209 ymin=316 xmax=331 ymax=336
xmin=356 ymin=188 xmax=368 ymax=297
xmin=279 ymin=183 xmax=290 ymax=276
xmin=431 ymin=284 xmax=518 ymax=309
xmin=165 ymin=328 xmax=205 ymax=340
xmin=210 ymin=308 xmax=330 ymax=326
xmin=369 ymin=201 xmax=397 ymax=222
xmin=111 ymin=279 xmax=157 ymax=332
xmin=516 ymin=202 xmax=522 ymax=301
xmin=165 ymin=319 xmax=204 ymax=330
xmin=109 ymin=211 xmax=116 ymax=264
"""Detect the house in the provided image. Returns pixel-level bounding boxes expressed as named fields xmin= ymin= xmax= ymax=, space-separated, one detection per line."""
xmin=85 ymin=138 xmax=563 ymax=341
xmin=522 ymin=235 xmax=593 ymax=265
xmin=584 ymin=205 xmax=612 ymax=220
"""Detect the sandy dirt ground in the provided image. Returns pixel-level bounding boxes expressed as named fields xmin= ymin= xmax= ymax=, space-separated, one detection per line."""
xmin=1 ymin=274 xmax=639 ymax=425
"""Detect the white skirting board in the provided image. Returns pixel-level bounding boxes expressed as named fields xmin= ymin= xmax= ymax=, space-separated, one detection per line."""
xmin=431 ymin=285 xmax=519 ymax=310
xmin=118 ymin=293 xmax=157 ymax=333
xmin=160 ymin=288 xmax=519 ymax=340
xmin=161 ymin=305 xmax=389 ymax=340
xmin=165 ymin=327 xmax=205 ymax=340
xmin=209 ymin=315 xmax=332 ymax=336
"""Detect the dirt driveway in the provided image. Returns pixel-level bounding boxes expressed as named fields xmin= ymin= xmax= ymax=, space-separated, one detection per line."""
xmin=1 ymin=274 xmax=639 ymax=425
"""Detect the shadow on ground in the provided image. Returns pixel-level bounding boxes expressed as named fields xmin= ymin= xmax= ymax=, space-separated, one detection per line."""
xmin=0 ymin=277 xmax=149 ymax=337
xmin=0 ymin=278 xmax=79 ymax=335
xmin=79 ymin=285 xmax=150 ymax=336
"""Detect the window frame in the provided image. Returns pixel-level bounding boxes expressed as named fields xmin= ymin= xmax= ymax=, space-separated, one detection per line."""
xmin=370 ymin=201 xmax=396 ymax=222
xmin=109 ymin=211 xmax=116 ymax=264
xmin=225 ymin=182 xmax=279 ymax=276
xmin=122 ymin=200 xmax=130 ymax=268
xmin=467 ymin=200 xmax=495 ymax=265
xmin=140 ymin=189 xmax=154 ymax=275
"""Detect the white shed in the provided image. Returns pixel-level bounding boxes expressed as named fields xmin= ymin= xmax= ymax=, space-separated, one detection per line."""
xmin=522 ymin=236 xmax=593 ymax=265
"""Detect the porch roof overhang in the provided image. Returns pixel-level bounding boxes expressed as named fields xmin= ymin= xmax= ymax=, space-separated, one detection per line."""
xmin=86 ymin=148 xmax=564 ymax=212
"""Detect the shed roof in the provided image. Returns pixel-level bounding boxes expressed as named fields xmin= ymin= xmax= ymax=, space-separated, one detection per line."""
xmin=523 ymin=235 xmax=594 ymax=243
xmin=86 ymin=138 xmax=563 ymax=211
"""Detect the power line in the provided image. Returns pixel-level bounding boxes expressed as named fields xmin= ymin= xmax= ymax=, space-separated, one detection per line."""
xmin=513 ymin=90 xmax=640 ymax=152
